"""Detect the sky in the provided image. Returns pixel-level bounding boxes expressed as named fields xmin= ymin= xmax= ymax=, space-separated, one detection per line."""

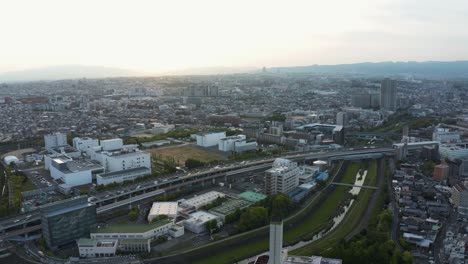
xmin=1 ymin=0 xmax=468 ymax=73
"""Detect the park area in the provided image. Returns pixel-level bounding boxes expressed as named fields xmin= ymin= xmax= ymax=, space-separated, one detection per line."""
xmin=149 ymin=144 xmax=226 ymax=165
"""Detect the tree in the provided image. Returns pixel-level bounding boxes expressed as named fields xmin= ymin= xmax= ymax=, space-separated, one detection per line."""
xmin=128 ymin=208 xmax=139 ymax=221
xmin=237 ymin=206 xmax=269 ymax=232
xmin=205 ymin=219 xmax=218 ymax=234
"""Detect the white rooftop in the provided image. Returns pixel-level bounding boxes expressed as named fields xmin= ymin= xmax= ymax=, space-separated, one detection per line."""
xmin=149 ymin=202 xmax=178 ymax=217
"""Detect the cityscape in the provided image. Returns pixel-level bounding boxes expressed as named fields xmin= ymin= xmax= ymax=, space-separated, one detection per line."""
xmin=1 ymin=1 xmax=468 ymax=264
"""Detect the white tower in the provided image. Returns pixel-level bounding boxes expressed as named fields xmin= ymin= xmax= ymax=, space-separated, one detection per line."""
xmin=268 ymin=221 xmax=284 ymax=264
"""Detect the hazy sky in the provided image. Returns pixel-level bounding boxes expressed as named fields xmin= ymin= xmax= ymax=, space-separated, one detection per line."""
xmin=1 ymin=0 xmax=468 ymax=73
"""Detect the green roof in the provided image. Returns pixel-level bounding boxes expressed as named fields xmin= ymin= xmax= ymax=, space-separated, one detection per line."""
xmin=239 ymin=191 xmax=267 ymax=202
xmin=95 ymin=218 xmax=172 ymax=234
xmin=209 ymin=198 xmax=252 ymax=216
xmin=77 ymin=238 xmax=97 ymax=247
xmin=120 ymin=239 xmax=149 ymax=245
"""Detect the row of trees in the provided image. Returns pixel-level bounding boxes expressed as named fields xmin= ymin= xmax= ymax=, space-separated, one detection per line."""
xmin=325 ymin=181 xmax=413 ymax=264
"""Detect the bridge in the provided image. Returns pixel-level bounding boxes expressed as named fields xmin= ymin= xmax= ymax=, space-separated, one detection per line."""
xmin=0 ymin=147 xmax=395 ymax=239
xmin=330 ymin=182 xmax=379 ymax=190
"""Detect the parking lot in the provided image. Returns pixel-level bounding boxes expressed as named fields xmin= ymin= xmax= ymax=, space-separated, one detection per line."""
xmin=22 ymin=167 xmax=58 ymax=189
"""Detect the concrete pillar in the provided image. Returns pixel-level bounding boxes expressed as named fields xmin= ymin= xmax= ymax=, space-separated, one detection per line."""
xmin=201 ymin=181 xmax=205 ymax=187
xmin=268 ymin=221 xmax=283 ymax=264
xmin=224 ymin=174 xmax=228 ymax=182
xmin=212 ymin=178 xmax=215 ymax=185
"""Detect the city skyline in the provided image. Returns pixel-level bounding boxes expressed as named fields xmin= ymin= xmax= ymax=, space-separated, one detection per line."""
xmin=1 ymin=0 xmax=468 ymax=73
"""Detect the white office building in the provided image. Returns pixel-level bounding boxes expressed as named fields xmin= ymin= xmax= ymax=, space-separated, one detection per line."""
xmin=439 ymin=143 xmax=468 ymax=161
xmin=73 ymin=137 xmax=99 ymax=153
xmin=151 ymin=124 xmax=175 ymax=135
xmin=265 ymin=158 xmax=300 ymax=195
xmin=44 ymin=132 xmax=67 ymax=151
xmin=49 ymin=158 xmax=103 ymax=187
xmin=100 ymin=138 xmax=124 ymax=151
xmin=77 ymin=238 xmax=118 ymax=258
xmin=181 ymin=191 xmax=226 ymax=210
xmin=183 ymin=211 xmax=220 ymax=234
xmin=93 ymin=149 xmax=151 ymax=173
xmin=218 ymin=135 xmax=257 ymax=153
xmin=432 ymin=128 xmax=461 ymax=143
xmin=194 ymin=132 xmax=226 ymax=147
xmin=147 ymin=202 xmax=179 ymax=222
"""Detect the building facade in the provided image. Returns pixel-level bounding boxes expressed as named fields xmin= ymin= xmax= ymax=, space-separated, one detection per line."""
xmin=40 ymin=196 xmax=96 ymax=248
xmin=380 ymin=79 xmax=397 ymax=111
xmin=73 ymin=137 xmax=99 ymax=152
xmin=265 ymin=158 xmax=300 ymax=195
xmin=194 ymin=132 xmax=226 ymax=147
xmin=44 ymin=132 xmax=67 ymax=151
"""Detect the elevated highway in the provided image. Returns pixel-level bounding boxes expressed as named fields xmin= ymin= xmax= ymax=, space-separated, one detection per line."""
xmin=0 ymin=147 xmax=395 ymax=239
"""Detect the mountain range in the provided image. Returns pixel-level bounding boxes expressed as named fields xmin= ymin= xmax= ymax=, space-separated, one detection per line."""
xmin=1 ymin=61 xmax=468 ymax=82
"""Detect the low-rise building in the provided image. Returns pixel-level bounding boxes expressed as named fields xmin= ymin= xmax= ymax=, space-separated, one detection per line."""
xmin=439 ymin=142 xmax=468 ymax=161
xmin=194 ymin=131 xmax=226 ymax=147
xmin=433 ymin=128 xmax=461 ymax=144
xmin=181 ymin=191 xmax=226 ymax=210
xmin=91 ymin=218 xmax=174 ymax=240
xmin=147 ymin=202 xmax=178 ymax=222
xmin=209 ymin=199 xmax=252 ymax=221
xmin=184 ymin=211 xmax=220 ymax=234
xmin=73 ymin=137 xmax=99 ymax=153
xmin=168 ymin=224 xmax=185 ymax=238
xmin=77 ymin=238 xmax=118 ymax=258
xmin=119 ymin=239 xmax=151 ymax=253
xmin=49 ymin=158 xmax=103 ymax=187
xmin=151 ymin=124 xmax=175 ymax=135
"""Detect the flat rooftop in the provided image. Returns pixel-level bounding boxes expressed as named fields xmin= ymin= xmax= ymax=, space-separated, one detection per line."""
xmin=94 ymin=218 xmax=172 ymax=234
xmin=209 ymin=198 xmax=252 ymax=216
xmin=149 ymin=202 xmax=178 ymax=216
xmin=238 ymin=191 xmax=267 ymax=202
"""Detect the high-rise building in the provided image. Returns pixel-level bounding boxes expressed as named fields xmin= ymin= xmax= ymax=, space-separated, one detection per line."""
xmin=336 ymin=112 xmax=348 ymax=127
xmin=265 ymin=158 xmax=300 ymax=195
xmin=40 ymin=196 xmax=96 ymax=248
xmin=44 ymin=132 xmax=67 ymax=151
xmin=380 ymin=79 xmax=397 ymax=111
xmin=351 ymin=93 xmax=371 ymax=108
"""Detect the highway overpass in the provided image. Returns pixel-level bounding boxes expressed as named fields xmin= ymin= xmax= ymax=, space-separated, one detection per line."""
xmin=0 ymin=147 xmax=395 ymax=239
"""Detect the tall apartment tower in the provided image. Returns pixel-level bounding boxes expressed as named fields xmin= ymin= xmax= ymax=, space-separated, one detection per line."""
xmin=380 ymin=79 xmax=397 ymax=111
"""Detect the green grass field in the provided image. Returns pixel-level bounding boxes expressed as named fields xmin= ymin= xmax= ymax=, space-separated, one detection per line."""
xmin=191 ymin=161 xmax=366 ymax=264
xmin=290 ymin=160 xmax=377 ymax=255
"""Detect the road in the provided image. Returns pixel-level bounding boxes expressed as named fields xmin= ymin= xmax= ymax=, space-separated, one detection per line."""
xmin=0 ymin=147 xmax=395 ymax=238
xmin=387 ymin=159 xmax=402 ymax=250
xmin=142 ymin=160 xmax=346 ymax=263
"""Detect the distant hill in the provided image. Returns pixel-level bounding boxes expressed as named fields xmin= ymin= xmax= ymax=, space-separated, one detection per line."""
xmin=0 ymin=65 xmax=137 ymax=83
xmin=270 ymin=61 xmax=468 ymax=78
xmin=164 ymin=66 xmax=258 ymax=76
